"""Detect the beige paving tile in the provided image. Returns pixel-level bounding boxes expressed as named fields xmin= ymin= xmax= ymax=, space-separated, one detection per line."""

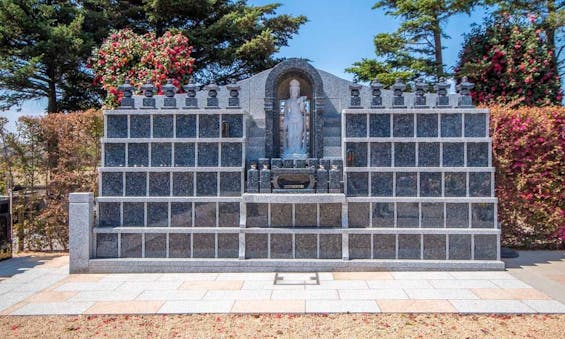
xmin=63 ymin=274 xmax=106 ymax=283
xmin=41 ymin=256 xmax=69 ymax=268
xmin=0 ymin=301 xmax=29 ymax=315
xmin=84 ymin=301 xmax=164 ymax=314
xmin=332 ymin=272 xmax=393 ymax=280
xmin=231 ymin=300 xmax=305 ymax=313
xmin=472 ymin=288 xmax=551 ymax=300
xmin=25 ymin=291 xmax=78 ymax=303
xmin=179 ymin=280 xmax=243 ymax=290
xmin=377 ymin=300 xmax=457 ymax=313
xmin=547 ymin=274 xmax=565 ymax=285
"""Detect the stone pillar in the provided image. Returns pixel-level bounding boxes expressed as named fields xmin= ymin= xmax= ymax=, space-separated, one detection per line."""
xmin=69 ymin=192 xmax=94 ymax=273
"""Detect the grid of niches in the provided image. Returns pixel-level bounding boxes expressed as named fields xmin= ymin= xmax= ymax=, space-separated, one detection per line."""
xmin=97 ymin=110 xmax=245 ymax=229
xmin=343 ymin=109 xmax=497 ymax=231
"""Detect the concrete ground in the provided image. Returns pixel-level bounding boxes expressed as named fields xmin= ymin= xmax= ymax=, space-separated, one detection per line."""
xmin=0 ymin=252 xmax=563 ymax=315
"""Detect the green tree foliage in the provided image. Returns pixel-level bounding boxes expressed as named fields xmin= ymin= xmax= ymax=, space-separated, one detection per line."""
xmin=457 ymin=15 xmax=562 ymax=106
xmin=346 ymin=0 xmax=477 ymax=85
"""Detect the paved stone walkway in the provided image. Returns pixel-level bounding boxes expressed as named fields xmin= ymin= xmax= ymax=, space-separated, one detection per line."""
xmin=1 ymin=254 xmax=564 ymax=315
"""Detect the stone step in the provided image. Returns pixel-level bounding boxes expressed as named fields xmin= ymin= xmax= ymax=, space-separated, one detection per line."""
xmin=323 ymin=136 xmax=341 ymax=146
xmin=324 ymin=146 xmax=342 ymax=157
xmin=323 ymin=127 xmax=341 ymax=136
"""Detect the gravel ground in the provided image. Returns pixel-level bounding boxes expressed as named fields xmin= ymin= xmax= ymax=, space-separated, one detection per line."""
xmin=1 ymin=314 xmax=563 ymax=338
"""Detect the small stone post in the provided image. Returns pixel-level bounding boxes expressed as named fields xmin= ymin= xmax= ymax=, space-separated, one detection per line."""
xmin=162 ymin=79 xmax=177 ymax=108
xmin=183 ymin=77 xmax=198 ymax=109
xmin=69 ymin=192 xmax=94 ymax=273
xmin=141 ymin=80 xmax=156 ymax=108
xmin=370 ymin=79 xmax=384 ymax=108
xmin=349 ymin=80 xmax=363 ymax=108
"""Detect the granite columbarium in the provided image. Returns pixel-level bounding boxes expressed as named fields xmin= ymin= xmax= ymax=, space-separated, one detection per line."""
xmin=69 ymin=58 xmax=502 ymax=273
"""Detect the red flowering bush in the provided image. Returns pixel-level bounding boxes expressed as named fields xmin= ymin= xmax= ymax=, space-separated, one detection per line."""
xmin=457 ymin=16 xmax=562 ymax=107
xmin=90 ymin=29 xmax=194 ymax=107
xmin=491 ymin=105 xmax=565 ymax=248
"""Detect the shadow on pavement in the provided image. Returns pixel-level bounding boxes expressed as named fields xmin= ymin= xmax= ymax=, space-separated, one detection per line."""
xmin=503 ymin=250 xmax=565 ymax=269
xmin=0 ymin=254 xmax=61 ymax=279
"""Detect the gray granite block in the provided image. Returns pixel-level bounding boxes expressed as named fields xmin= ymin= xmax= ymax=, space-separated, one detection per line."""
xmin=196 ymin=172 xmax=217 ymax=196
xmin=217 ymin=234 xmax=238 ymax=258
xmin=319 ymin=234 xmax=341 ymax=259
xmin=145 ymin=234 xmax=166 ymax=258
xmin=246 ymin=203 xmax=268 ymax=227
xmin=101 ymin=172 xmax=123 ymax=196
xmin=147 ymin=202 xmax=169 ymax=227
xmin=393 ymin=114 xmax=414 ymax=137
xmin=474 ymin=234 xmax=497 ymax=260
xmin=246 ymin=167 xmax=259 ymax=193
xmin=295 ymin=234 xmax=317 ymax=259
xmin=316 ymin=168 xmax=328 ymax=193
xmin=123 ymin=202 xmax=144 ymax=226
xmin=121 ymin=233 xmax=142 ymax=258
xmin=346 ymin=142 xmax=367 ymax=167
xmin=369 ymin=114 xmax=390 ymax=137
xmin=319 ymin=159 xmax=330 ymax=170
xmin=258 ymin=158 xmax=270 ymax=168
xmin=270 ymin=234 xmax=293 ymax=259
xmin=295 ymin=203 xmax=317 ymax=226
xmin=373 ymin=234 xmax=396 ymax=259
xmin=319 ymin=203 xmax=341 ymax=227
xmin=445 ymin=172 xmax=466 ymax=197
xmin=329 ymin=167 xmax=341 ymax=192
xmin=346 ymin=172 xmax=368 ymax=197
xmin=398 ymin=234 xmax=421 ymax=259
xmin=467 ymin=142 xmax=489 ymax=167
xmin=125 ymin=172 xmax=147 ymax=196
xmin=418 ymin=143 xmax=440 ymax=167
xmin=259 ymin=167 xmax=271 ymax=193
xmin=197 ymin=143 xmax=218 ymax=166
xmin=442 ymin=143 xmax=464 ymax=167
xmin=420 ymin=172 xmax=442 ymax=197
xmin=193 ymin=233 xmax=215 ymax=258
xmin=397 ymin=202 xmax=419 ymax=227
xmin=98 ymin=202 xmax=120 ymax=227
xmin=130 ymin=115 xmax=150 ymax=138
xmin=149 ymin=172 xmax=170 ymax=196
xmin=396 ymin=172 xmax=417 ymax=196
xmin=105 ymin=143 xmax=125 ymax=167
xmin=423 ymin=234 xmax=446 ymax=260
xmin=199 ymin=115 xmax=219 ymax=138
xmin=169 ymin=234 xmax=191 ymax=258
xmin=173 ymin=172 xmax=194 ymax=196
xmin=449 ymin=234 xmax=472 ymax=260
xmin=372 ymin=202 xmax=394 ymax=227
xmin=194 ymin=202 xmax=216 ymax=227
xmin=271 ymin=203 xmax=292 ymax=227
xmin=153 ymin=115 xmax=174 ymax=138
xmin=151 ymin=143 xmax=172 ymax=167
xmin=346 ymin=114 xmax=367 ymax=137
xmin=295 ymin=159 xmax=306 ymax=168
xmin=128 ymin=143 xmax=149 ymax=167
xmin=220 ymin=172 xmax=242 ymax=196
xmin=464 ymin=113 xmax=487 ymax=137
xmin=371 ymin=172 xmax=393 ymax=196
xmin=271 ymin=158 xmax=283 ymax=168
xmin=394 ymin=142 xmax=416 ymax=167
xmin=417 ymin=114 xmax=438 ymax=137
xmin=471 ymin=203 xmax=495 ymax=228
xmin=174 ymin=143 xmax=195 ymax=167
xmin=221 ymin=143 xmax=242 ymax=167
xmin=421 ymin=203 xmax=444 ymax=228
xmin=306 ymin=158 xmax=318 ymax=168
xmin=446 ymin=203 xmax=469 ymax=228
xmin=440 ymin=114 xmax=462 ymax=137
xmin=96 ymin=233 xmax=118 ymax=258
xmin=218 ymin=202 xmax=239 ymax=227
xmin=469 ymin=172 xmax=491 ymax=197
xmin=176 ymin=115 xmax=196 ymax=138
xmin=370 ymin=142 xmax=391 ymax=167
xmin=283 ymin=159 xmax=294 ymax=168
xmin=349 ymin=234 xmax=371 ymax=259
xmin=246 ymin=234 xmax=268 ymax=258
xmin=106 ymin=115 xmax=127 ymax=138
xmin=221 ymin=114 xmax=243 ymax=138
xmin=349 ymin=202 xmax=370 ymax=228
xmin=171 ymin=202 xmax=192 ymax=227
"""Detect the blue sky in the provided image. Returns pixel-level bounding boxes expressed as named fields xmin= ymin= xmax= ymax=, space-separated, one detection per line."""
xmin=1 ymin=0 xmax=487 ymax=131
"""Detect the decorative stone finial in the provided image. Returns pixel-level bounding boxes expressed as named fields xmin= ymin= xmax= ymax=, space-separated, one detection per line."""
xmin=226 ymin=79 xmax=241 ymax=108
xmin=205 ymin=81 xmax=219 ymax=108
xmin=182 ymin=77 xmax=198 ymax=109
xmin=117 ymin=79 xmax=135 ymax=109
xmin=414 ymin=78 xmax=428 ymax=107
xmin=370 ymin=78 xmax=384 ymax=108
xmin=392 ymin=78 xmax=407 ymax=108
xmin=349 ymin=81 xmax=363 ymax=108
xmin=140 ymin=79 xmax=155 ymax=108
xmin=457 ymin=76 xmax=475 ymax=107
xmin=435 ymin=77 xmax=451 ymax=108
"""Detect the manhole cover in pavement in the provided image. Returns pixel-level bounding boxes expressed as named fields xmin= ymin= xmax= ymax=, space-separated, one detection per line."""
xmin=273 ymin=272 xmax=319 ymax=285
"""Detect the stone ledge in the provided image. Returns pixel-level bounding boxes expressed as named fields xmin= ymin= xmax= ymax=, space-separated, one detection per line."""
xmin=342 ymin=108 xmax=489 ymax=114
xmin=69 ymin=192 xmax=94 ymax=203
xmin=243 ymin=193 xmax=346 ymax=203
